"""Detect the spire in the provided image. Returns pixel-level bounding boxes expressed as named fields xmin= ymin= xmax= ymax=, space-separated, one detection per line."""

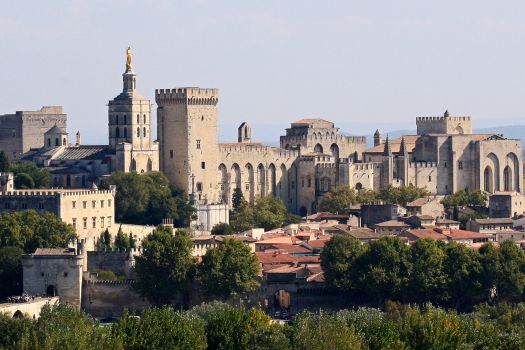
xmin=374 ymin=129 xmax=382 ymax=147
xmin=122 ymin=47 xmax=136 ymax=94
xmin=383 ymin=136 xmax=392 ymax=156
xmin=399 ymin=136 xmax=408 ymax=157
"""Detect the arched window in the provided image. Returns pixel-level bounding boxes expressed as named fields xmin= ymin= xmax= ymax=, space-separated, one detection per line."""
xmin=115 ymin=127 xmax=120 ymax=138
xmin=484 ymin=166 xmax=493 ymax=193
xmin=47 ymin=139 xmax=51 ymax=147
xmin=504 ymin=166 xmax=512 ymax=191
xmin=143 ymin=127 xmax=146 ymax=137
xmin=115 ymin=115 xmax=119 ymax=124
xmin=124 ymin=127 xmax=128 ymax=138
xmin=137 ymin=127 xmax=140 ymax=137
xmin=314 ymin=144 xmax=323 ymax=153
xmin=55 ymin=138 xmax=59 ymax=146
xmin=123 ymin=115 xmax=127 ymax=124
xmin=143 ymin=114 xmax=147 ymax=124
xmin=62 ymin=138 xmax=66 ymax=145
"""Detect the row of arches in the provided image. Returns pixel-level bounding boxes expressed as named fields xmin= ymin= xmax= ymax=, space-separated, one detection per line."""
xmin=311 ymin=131 xmax=337 ymax=140
xmin=219 ymin=162 xmax=287 ymax=204
xmin=483 ymin=152 xmax=520 ymax=193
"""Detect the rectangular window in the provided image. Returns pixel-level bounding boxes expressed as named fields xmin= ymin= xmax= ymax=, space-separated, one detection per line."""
xmin=458 ymin=161 xmax=463 ymax=169
xmin=108 ymin=216 xmax=112 ymax=227
xmin=83 ymin=201 xmax=87 ymax=209
xmin=308 ymin=178 xmax=312 ymax=187
xmin=38 ymin=203 xmax=44 ymax=210
xmin=201 ymin=162 xmax=206 ymax=169
xmin=170 ymin=150 xmax=174 ymax=158
xmin=108 ymin=200 xmax=112 ymax=207
xmin=444 ymin=162 xmax=447 ymax=168
xmin=101 ymin=217 xmax=105 ymax=228
xmin=100 ymin=200 xmax=104 ymax=208
xmin=428 ymin=175 xmax=432 ymax=182
xmin=83 ymin=218 xmax=87 ymax=229
xmin=72 ymin=201 xmax=76 ymax=209
xmin=245 ymin=183 xmax=250 ymax=191
xmin=72 ymin=218 xmax=77 ymax=230
xmin=92 ymin=217 xmax=96 ymax=229
xmin=197 ymin=140 xmax=201 ymax=149
xmin=92 ymin=200 xmax=96 ymax=208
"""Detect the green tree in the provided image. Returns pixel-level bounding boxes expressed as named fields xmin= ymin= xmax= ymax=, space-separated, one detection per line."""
xmin=378 ymin=185 xmax=430 ymax=206
xmin=0 ymin=151 xmax=9 ymax=172
xmin=318 ymin=186 xmax=356 ymax=213
xmin=113 ymin=307 xmax=207 ymax=350
xmin=355 ymin=189 xmax=379 ymax=204
xmin=134 ymin=226 xmax=196 ymax=306
xmin=354 ymin=236 xmax=411 ymax=305
xmin=443 ymin=242 xmax=482 ymax=310
xmin=229 ymin=200 xmax=255 ymax=233
xmin=0 ymin=246 xmax=23 ymax=299
xmin=291 ymin=311 xmax=362 ymax=350
xmin=211 ymin=222 xmax=234 ymax=235
xmin=495 ymin=240 xmax=525 ymax=302
xmin=407 ymin=239 xmax=448 ymax=305
xmin=96 ymin=228 xmax=112 ymax=251
xmin=114 ymin=226 xmax=131 ymax=251
xmin=191 ymin=302 xmax=274 ymax=350
xmin=253 ymin=196 xmax=288 ymax=230
xmin=320 ymin=235 xmax=365 ymax=292
xmin=101 ymin=172 xmax=195 ymax=226
xmin=232 ymin=187 xmax=246 ymax=210
xmin=441 ymin=189 xmax=488 ymax=208
xmin=10 ymin=162 xmax=51 ymax=189
xmin=198 ymin=238 xmax=260 ymax=299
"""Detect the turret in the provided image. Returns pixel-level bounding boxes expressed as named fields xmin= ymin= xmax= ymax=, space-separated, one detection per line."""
xmin=238 ymin=122 xmax=251 ymax=143
xmin=75 ymin=131 xmax=81 ymax=146
xmin=44 ymin=124 xmax=68 ymax=148
xmin=374 ymin=129 xmax=382 ymax=147
xmin=383 ymin=136 xmax=392 ymax=156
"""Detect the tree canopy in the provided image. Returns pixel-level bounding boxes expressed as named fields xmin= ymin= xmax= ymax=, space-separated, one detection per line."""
xmin=133 ymin=226 xmax=196 ymax=306
xmin=441 ymin=189 xmax=488 ymax=208
xmin=198 ymin=238 xmax=260 ymax=300
xmin=100 ymin=171 xmax=195 ymax=226
xmin=9 ymin=162 xmax=50 ymax=189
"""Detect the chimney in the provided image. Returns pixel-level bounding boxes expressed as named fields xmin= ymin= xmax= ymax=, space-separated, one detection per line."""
xmin=75 ymin=131 xmax=81 ymax=146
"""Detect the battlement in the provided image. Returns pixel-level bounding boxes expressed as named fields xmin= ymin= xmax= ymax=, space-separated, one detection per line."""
xmin=415 ymin=112 xmax=473 ymax=135
xmin=155 ymin=88 xmax=219 ymax=105
xmin=352 ymin=163 xmax=382 ymax=171
xmin=416 ymin=116 xmax=471 ymax=122
xmin=219 ymin=144 xmax=299 ymax=158
xmin=16 ymin=106 xmax=64 ymax=115
xmin=0 ymin=188 xmax=115 ymax=197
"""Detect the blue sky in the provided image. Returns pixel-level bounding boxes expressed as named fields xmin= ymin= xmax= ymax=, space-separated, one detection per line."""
xmin=1 ymin=1 xmax=525 ymax=144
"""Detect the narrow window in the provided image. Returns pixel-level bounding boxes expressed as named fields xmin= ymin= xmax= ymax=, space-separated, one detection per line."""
xmin=83 ymin=218 xmax=87 ymax=229
xmin=72 ymin=201 xmax=76 ymax=209
xmin=201 ymin=162 xmax=206 ymax=169
xmin=143 ymin=127 xmax=146 ymax=137
xmin=458 ymin=161 xmax=463 ymax=169
xmin=92 ymin=200 xmax=96 ymax=208
xmin=101 ymin=217 xmax=105 ymax=228
xmin=124 ymin=115 xmax=127 ymax=124
xmin=108 ymin=216 xmax=112 ymax=227
xmin=197 ymin=140 xmax=201 ymax=149
xmin=38 ymin=203 xmax=44 ymax=209
xmin=143 ymin=114 xmax=147 ymax=124
xmin=100 ymin=200 xmax=104 ymax=208
xmin=137 ymin=127 xmax=140 ymax=137
xmin=108 ymin=200 xmax=112 ymax=207
xmin=83 ymin=201 xmax=87 ymax=209
xmin=92 ymin=217 xmax=96 ymax=228
xmin=428 ymin=175 xmax=432 ymax=182
xmin=124 ymin=127 xmax=128 ymax=138
xmin=137 ymin=114 xmax=140 ymax=124
xmin=72 ymin=218 xmax=76 ymax=230
xmin=170 ymin=150 xmax=174 ymax=158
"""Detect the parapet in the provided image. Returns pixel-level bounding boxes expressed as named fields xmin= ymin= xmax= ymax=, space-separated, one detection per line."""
xmin=16 ymin=106 xmax=64 ymax=115
xmin=155 ymin=88 xmax=219 ymax=105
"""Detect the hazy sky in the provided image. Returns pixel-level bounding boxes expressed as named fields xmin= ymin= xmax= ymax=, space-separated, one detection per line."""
xmin=1 ymin=0 xmax=525 ymax=144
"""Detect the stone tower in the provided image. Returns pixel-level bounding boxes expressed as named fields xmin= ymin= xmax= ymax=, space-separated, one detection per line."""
xmin=156 ymin=87 xmax=220 ymax=204
xmin=374 ymin=129 xmax=382 ymax=147
xmin=108 ymin=48 xmax=158 ymax=173
xmin=44 ymin=125 xmax=68 ymax=148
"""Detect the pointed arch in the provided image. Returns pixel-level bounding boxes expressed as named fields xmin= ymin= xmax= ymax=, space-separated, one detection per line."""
xmin=314 ymin=144 xmax=323 ymax=153
xmin=245 ymin=163 xmax=255 ymax=203
xmin=131 ymin=158 xmax=137 ymax=172
xmin=506 ymin=152 xmax=520 ymax=192
xmin=279 ymin=164 xmax=287 ymax=205
xmin=504 ymin=166 xmax=512 ymax=191
xmin=231 ymin=163 xmax=241 ymax=189
xmin=258 ymin=163 xmax=266 ymax=197
xmin=330 ymin=143 xmax=339 ymax=160
xmin=484 ymin=166 xmax=493 ymax=193
xmin=269 ymin=163 xmax=276 ymax=196
xmin=218 ymin=163 xmax=229 ymax=203
xmin=486 ymin=153 xmax=500 ymax=192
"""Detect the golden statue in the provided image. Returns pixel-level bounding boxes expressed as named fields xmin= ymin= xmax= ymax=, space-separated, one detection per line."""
xmin=126 ymin=46 xmax=133 ymax=71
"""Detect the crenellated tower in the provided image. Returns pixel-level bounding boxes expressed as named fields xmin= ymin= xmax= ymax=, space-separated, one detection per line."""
xmin=156 ymin=87 xmax=220 ymax=204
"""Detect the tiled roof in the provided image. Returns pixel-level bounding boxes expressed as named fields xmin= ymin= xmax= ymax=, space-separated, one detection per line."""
xmin=375 ymin=220 xmax=411 ymax=227
xmin=475 ymin=218 xmax=514 ymax=225
xmin=256 ymin=252 xmax=320 ymax=265
xmin=365 ymin=135 xmax=418 ymax=154
xmin=255 ymin=236 xmax=303 ymax=245
xmin=33 ymin=248 xmax=76 ymax=256
xmin=406 ymin=197 xmax=438 ymax=207
xmin=436 ymin=218 xmax=460 ymax=224
xmin=53 ymin=146 xmax=112 ymax=161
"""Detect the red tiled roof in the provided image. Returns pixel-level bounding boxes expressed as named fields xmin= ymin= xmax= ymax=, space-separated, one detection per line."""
xmin=33 ymin=248 xmax=76 ymax=256
xmin=256 ymin=252 xmax=320 ymax=265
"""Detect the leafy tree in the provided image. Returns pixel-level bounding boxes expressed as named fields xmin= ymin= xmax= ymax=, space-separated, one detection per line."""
xmin=114 ymin=226 xmax=131 ymax=251
xmin=253 ymin=196 xmax=288 ymax=230
xmin=495 ymin=240 xmax=525 ymax=302
xmin=128 ymin=233 xmax=136 ymax=249
xmin=232 ymin=187 xmax=246 ymax=210
xmin=114 ymin=307 xmax=207 ymax=350
xmin=443 ymin=242 xmax=482 ymax=310
xmin=198 ymin=238 xmax=259 ymax=299
xmin=290 ymin=311 xmax=362 ymax=350
xmin=134 ymin=226 xmax=196 ymax=306
xmin=96 ymin=228 xmax=112 ymax=251
xmin=0 ymin=151 xmax=9 ymax=172
xmin=0 ymin=246 xmax=23 ymax=299
xmin=355 ymin=189 xmax=379 ymax=204
xmin=318 ymin=186 xmax=356 ymax=213
xmin=211 ymin=222 xmax=234 ymax=235
xmin=320 ymin=235 xmax=365 ymax=292
xmin=354 ymin=236 xmax=411 ymax=305
xmin=441 ymin=189 xmax=488 ymax=208
xmin=458 ymin=210 xmax=487 ymax=229
xmin=191 ymin=302 xmax=274 ymax=350
xmin=378 ymin=185 xmax=430 ymax=206
xmin=10 ymin=162 xmax=50 ymax=189
xmin=407 ymin=239 xmax=448 ymax=305
xmin=100 ymin=172 xmax=195 ymax=226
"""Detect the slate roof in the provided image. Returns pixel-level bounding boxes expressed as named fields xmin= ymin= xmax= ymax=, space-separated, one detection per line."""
xmin=52 ymin=145 xmax=112 ymax=161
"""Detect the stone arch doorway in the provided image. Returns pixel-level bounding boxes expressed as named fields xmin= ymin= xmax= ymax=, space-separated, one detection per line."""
xmin=314 ymin=144 xmax=323 ymax=153
xmin=12 ymin=310 xmax=24 ymax=319
xmin=355 ymin=182 xmax=363 ymax=191
xmin=46 ymin=285 xmax=57 ymax=297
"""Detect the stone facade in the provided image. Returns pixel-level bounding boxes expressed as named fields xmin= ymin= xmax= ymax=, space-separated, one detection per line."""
xmin=0 ymin=106 xmax=67 ymax=161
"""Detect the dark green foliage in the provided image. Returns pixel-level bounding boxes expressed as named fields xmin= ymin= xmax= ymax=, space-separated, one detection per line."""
xmin=100 ymin=171 xmax=195 ymax=226
xmin=10 ymin=162 xmax=51 ymax=189
xmin=378 ymin=185 xmax=431 ymax=207
xmin=441 ymin=189 xmax=488 ymax=208
xmin=113 ymin=307 xmax=207 ymax=350
xmin=198 ymin=238 xmax=260 ymax=299
xmin=0 ymin=151 xmax=9 ymax=172
xmin=0 ymin=246 xmax=23 ymax=299
xmin=211 ymin=222 xmax=234 ymax=235
xmin=96 ymin=228 xmax=112 ymax=251
xmin=232 ymin=187 xmax=246 ymax=210
xmin=318 ymin=186 xmax=356 ymax=213
xmin=133 ymin=226 xmax=196 ymax=306
xmin=291 ymin=311 xmax=362 ymax=350
xmin=229 ymin=196 xmax=294 ymax=232
xmin=114 ymin=226 xmax=132 ymax=251
xmin=320 ymin=235 xmax=365 ymax=292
